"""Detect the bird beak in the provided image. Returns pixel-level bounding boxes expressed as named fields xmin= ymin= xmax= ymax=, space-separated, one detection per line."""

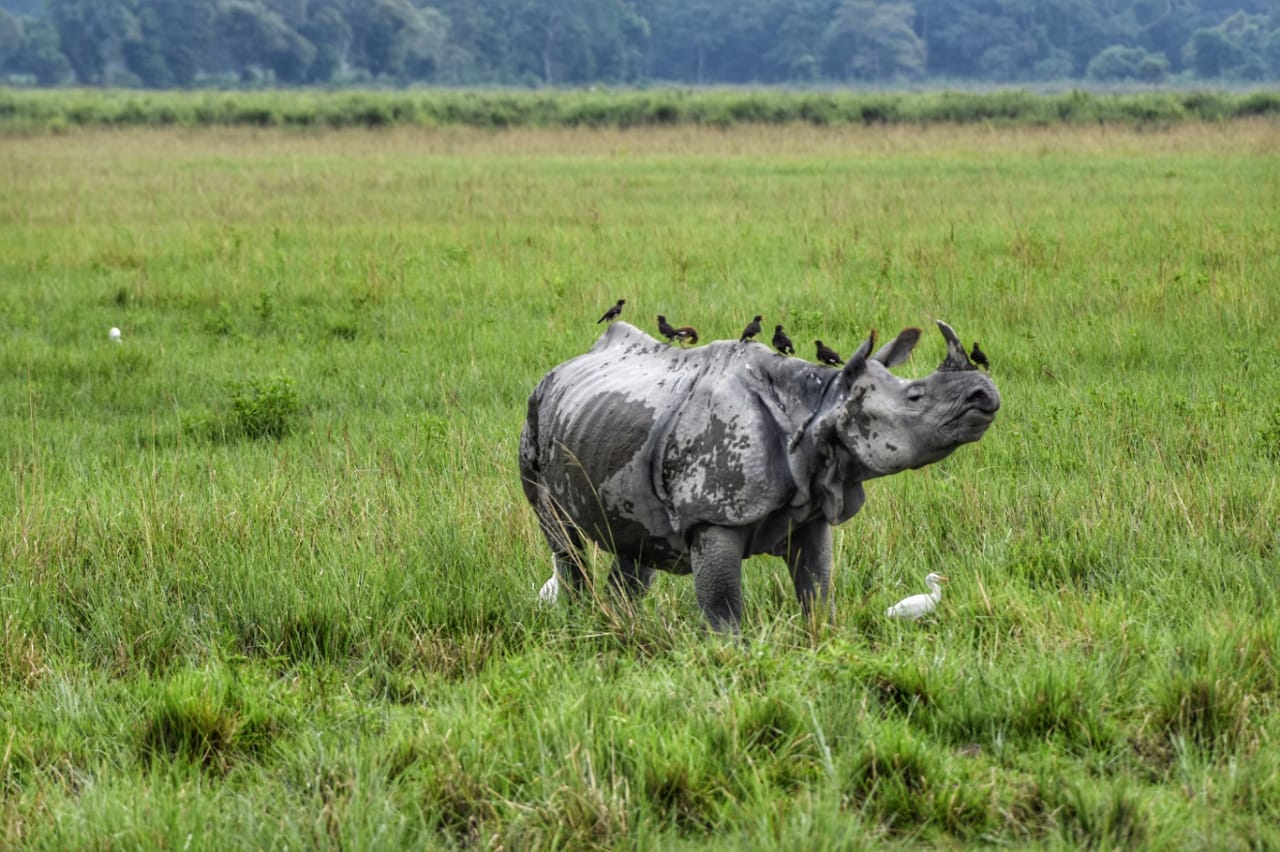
xmin=936 ymin=574 xmax=949 ymax=583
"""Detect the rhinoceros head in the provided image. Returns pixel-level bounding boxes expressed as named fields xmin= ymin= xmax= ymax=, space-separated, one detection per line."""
xmin=825 ymin=320 xmax=1000 ymax=478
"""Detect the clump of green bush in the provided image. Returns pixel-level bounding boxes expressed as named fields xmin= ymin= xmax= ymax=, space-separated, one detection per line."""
xmin=223 ymin=373 xmax=302 ymax=441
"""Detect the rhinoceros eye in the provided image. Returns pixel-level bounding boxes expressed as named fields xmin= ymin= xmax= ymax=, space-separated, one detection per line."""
xmin=906 ymin=385 xmax=926 ymax=403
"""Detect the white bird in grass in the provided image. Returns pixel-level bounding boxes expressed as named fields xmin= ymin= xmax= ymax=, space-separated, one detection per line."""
xmin=109 ymin=327 xmax=122 ymax=343
xmin=538 ymin=574 xmax=560 ymax=603
xmin=886 ymin=572 xmax=949 ymax=620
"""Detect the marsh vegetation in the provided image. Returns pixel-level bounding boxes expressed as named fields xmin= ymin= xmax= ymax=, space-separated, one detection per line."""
xmin=1 ymin=111 xmax=1277 ymax=847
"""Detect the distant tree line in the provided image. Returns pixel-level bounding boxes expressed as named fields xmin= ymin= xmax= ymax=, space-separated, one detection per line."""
xmin=0 ymin=0 xmax=1277 ymax=88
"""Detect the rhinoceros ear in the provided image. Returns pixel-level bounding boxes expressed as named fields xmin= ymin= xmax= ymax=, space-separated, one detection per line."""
xmin=842 ymin=330 xmax=875 ymax=379
xmin=872 ymin=327 xmax=921 ymax=367
xmin=936 ymin=320 xmax=977 ymax=371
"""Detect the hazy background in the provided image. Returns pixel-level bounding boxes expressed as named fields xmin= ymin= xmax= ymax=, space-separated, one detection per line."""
xmin=0 ymin=0 xmax=1277 ymax=88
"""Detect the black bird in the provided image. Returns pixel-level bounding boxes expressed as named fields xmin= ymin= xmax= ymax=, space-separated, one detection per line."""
xmin=657 ymin=315 xmax=678 ymax=342
xmin=771 ymin=324 xmax=795 ymax=356
xmin=740 ymin=315 xmax=763 ymax=342
xmin=597 ymin=298 xmax=626 ymax=324
xmin=815 ymin=340 xmax=843 ymax=367
xmin=672 ymin=325 xmax=699 ymax=346
xmin=970 ymin=341 xmax=990 ymax=371
xmin=658 ymin=315 xmax=698 ymax=346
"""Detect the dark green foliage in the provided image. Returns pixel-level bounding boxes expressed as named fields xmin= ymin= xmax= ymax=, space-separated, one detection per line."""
xmin=223 ymin=373 xmax=301 ymax=441
xmin=2 ymin=88 xmax=1278 ymax=132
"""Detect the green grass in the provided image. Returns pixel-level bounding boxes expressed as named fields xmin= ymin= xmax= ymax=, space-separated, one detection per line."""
xmin=1 ymin=117 xmax=1279 ymax=848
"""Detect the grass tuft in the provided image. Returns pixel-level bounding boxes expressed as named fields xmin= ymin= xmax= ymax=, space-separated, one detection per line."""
xmin=138 ymin=666 xmax=281 ymax=772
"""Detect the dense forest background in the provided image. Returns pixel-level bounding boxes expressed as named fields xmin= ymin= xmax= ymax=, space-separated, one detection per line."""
xmin=0 ymin=0 xmax=1277 ymax=88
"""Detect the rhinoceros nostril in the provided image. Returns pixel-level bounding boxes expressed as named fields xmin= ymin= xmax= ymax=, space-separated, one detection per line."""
xmin=966 ymin=387 xmax=998 ymax=410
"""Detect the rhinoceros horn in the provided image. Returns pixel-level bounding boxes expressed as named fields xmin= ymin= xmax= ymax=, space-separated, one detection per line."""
xmin=936 ymin=320 xmax=976 ymax=371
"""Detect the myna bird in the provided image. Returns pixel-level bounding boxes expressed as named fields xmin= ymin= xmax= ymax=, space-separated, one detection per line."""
xmin=740 ymin=315 xmax=763 ymax=342
xmin=815 ymin=340 xmax=844 ymax=367
xmin=970 ymin=341 xmax=990 ymax=371
xmin=658 ymin=315 xmax=699 ymax=346
xmin=772 ymin=324 xmax=795 ymax=356
xmin=597 ymin=298 xmax=626 ymax=324
xmin=672 ymin=326 xmax=699 ymax=346
xmin=657 ymin=315 xmax=678 ymax=342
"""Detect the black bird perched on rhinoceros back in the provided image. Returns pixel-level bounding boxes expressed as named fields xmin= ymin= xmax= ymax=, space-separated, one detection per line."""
xmin=815 ymin=340 xmax=844 ymax=367
xmin=657 ymin=315 xmax=698 ymax=346
xmin=672 ymin=326 xmax=699 ymax=346
xmin=597 ymin=298 xmax=626 ymax=324
xmin=771 ymin=324 xmax=795 ymax=355
xmin=740 ymin=315 xmax=763 ymax=342
xmin=970 ymin=341 xmax=990 ymax=371
xmin=657 ymin=315 xmax=678 ymax=341
xmin=520 ymin=319 xmax=1000 ymax=633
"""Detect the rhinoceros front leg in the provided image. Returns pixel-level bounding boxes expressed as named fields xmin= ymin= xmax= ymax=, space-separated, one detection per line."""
xmin=784 ymin=521 xmax=835 ymax=620
xmin=688 ymin=525 xmax=749 ymax=632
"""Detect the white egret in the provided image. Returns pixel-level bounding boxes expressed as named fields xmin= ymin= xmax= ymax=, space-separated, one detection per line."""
xmin=537 ymin=575 xmax=559 ymax=604
xmin=109 ymin=327 xmax=122 ymax=343
xmin=885 ymin=572 xmax=948 ymax=620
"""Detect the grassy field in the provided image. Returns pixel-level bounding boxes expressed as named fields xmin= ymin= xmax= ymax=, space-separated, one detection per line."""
xmin=1 ymin=117 xmax=1278 ymax=848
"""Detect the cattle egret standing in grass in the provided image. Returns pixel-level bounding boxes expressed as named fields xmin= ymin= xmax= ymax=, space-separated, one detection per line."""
xmin=109 ymin=327 xmax=122 ymax=343
xmin=538 ymin=574 xmax=559 ymax=603
xmin=886 ymin=572 xmax=948 ymax=620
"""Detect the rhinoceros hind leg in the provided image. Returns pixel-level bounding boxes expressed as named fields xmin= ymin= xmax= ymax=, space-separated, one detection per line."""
xmin=608 ymin=557 xmax=655 ymax=601
xmin=534 ymin=504 xmax=590 ymax=601
xmin=549 ymin=544 xmax=591 ymax=600
xmin=688 ymin=525 xmax=748 ymax=633
xmin=537 ymin=524 xmax=591 ymax=596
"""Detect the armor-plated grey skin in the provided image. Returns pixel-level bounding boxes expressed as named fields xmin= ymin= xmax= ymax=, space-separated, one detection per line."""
xmin=519 ymin=320 xmax=1000 ymax=632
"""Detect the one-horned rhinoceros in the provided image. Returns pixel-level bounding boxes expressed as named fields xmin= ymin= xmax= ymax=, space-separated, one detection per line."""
xmin=518 ymin=319 xmax=1000 ymax=631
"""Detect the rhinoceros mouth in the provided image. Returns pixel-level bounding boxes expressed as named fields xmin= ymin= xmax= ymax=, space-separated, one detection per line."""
xmin=947 ymin=407 xmax=997 ymax=440
xmin=944 ymin=383 xmax=1000 ymax=432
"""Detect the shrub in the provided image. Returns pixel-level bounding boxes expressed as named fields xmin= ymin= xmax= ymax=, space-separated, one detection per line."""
xmin=1233 ymin=90 xmax=1280 ymax=117
xmin=226 ymin=373 xmax=301 ymax=440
